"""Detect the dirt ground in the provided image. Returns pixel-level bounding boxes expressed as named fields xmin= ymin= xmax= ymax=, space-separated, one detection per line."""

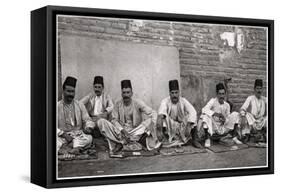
xmin=58 ymin=147 xmax=267 ymax=178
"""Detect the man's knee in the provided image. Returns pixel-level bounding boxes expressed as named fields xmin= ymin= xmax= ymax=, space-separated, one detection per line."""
xmin=96 ymin=118 xmax=107 ymax=129
xmin=97 ymin=118 xmax=109 ymax=126
xmin=84 ymin=134 xmax=93 ymax=147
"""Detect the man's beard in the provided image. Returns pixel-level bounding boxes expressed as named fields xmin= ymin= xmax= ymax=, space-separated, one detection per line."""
xmin=172 ymin=97 xmax=178 ymax=103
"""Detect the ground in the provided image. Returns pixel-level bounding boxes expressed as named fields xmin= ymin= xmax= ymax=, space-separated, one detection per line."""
xmin=58 ymin=143 xmax=266 ymax=178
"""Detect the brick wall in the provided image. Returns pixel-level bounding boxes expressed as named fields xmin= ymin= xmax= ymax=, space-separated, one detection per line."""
xmin=57 ymin=16 xmax=267 ymax=113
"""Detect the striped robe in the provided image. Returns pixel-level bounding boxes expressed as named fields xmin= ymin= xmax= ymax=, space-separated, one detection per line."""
xmin=158 ymin=97 xmax=197 ymax=147
xmin=57 ymin=99 xmax=93 ymax=151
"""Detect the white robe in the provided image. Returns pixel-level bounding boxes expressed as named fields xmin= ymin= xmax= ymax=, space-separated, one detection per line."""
xmin=198 ymin=98 xmax=239 ymax=136
xmin=158 ymin=97 xmax=197 ymax=147
xmin=240 ymin=95 xmax=267 ymax=133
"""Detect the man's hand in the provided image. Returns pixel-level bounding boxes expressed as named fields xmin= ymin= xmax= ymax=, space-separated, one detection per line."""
xmin=212 ymin=112 xmax=221 ymax=118
xmin=97 ymin=112 xmax=108 ymax=119
xmin=62 ymin=132 xmax=73 ymax=143
xmin=177 ymin=117 xmax=183 ymax=123
xmin=213 ymin=113 xmax=225 ymax=124
xmin=83 ymin=127 xmax=92 ymax=134
xmin=92 ymin=112 xmax=108 ymax=122
xmin=156 ymin=115 xmax=164 ymax=130
xmin=219 ymin=115 xmax=226 ymax=124
xmin=240 ymin=110 xmax=246 ymax=117
xmin=121 ymin=130 xmax=130 ymax=144
xmin=91 ymin=116 xmax=99 ymax=122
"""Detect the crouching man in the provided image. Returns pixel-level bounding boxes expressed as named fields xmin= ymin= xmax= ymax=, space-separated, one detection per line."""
xmin=239 ymin=79 xmax=267 ymax=143
xmin=95 ymin=80 xmax=161 ymax=157
xmin=80 ymin=76 xmax=127 ymax=156
xmin=80 ymin=76 xmax=114 ymax=131
xmin=197 ymin=83 xmax=242 ymax=147
xmin=57 ymin=76 xmax=94 ymax=155
xmin=157 ymin=79 xmax=202 ymax=148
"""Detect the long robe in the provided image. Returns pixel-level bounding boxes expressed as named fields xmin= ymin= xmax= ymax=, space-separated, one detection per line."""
xmin=158 ymin=97 xmax=197 ymax=147
xmin=57 ymin=99 xmax=93 ymax=151
xmin=98 ymin=98 xmax=160 ymax=151
xmin=198 ymin=98 xmax=239 ymax=137
xmin=240 ymin=95 xmax=267 ymax=134
xmin=79 ymin=91 xmax=122 ymax=150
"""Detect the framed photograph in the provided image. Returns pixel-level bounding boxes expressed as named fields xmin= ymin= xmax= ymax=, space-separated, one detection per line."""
xmin=31 ymin=5 xmax=274 ymax=188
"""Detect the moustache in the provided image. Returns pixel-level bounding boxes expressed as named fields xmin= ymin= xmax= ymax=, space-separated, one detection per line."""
xmin=67 ymin=95 xmax=74 ymax=99
xmin=123 ymin=96 xmax=130 ymax=100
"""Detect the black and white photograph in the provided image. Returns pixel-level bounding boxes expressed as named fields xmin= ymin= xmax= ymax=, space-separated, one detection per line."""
xmin=2 ymin=0 xmax=281 ymax=192
xmin=56 ymin=13 xmax=271 ymax=179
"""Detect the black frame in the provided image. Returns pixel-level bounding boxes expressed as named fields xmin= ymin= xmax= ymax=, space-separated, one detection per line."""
xmin=31 ymin=5 xmax=274 ymax=188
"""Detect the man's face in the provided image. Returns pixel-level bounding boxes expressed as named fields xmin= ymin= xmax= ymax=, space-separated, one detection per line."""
xmin=254 ymin=86 xmax=263 ymax=98
xmin=170 ymin=90 xmax=179 ymax=104
xmin=122 ymin=87 xmax=133 ymax=104
xmin=63 ymin=85 xmax=75 ymax=104
xmin=217 ymin=89 xmax=226 ymax=104
xmin=93 ymin=83 xmax=103 ymax=96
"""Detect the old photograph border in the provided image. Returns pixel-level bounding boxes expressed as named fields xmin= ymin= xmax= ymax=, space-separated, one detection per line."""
xmin=31 ymin=5 xmax=274 ymax=188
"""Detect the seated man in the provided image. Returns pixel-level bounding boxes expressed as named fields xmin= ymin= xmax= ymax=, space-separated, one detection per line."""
xmin=57 ymin=76 xmax=94 ymax=155
xmin=239 ymin=79 xmax=267 ymax=143
xmin=157 ymin=79 xmax=202 ymax=148
xmin=80 ymin=76 xmax=125 ymax=155
xmin=198 ymin=83 xmax=242 ymax=147
xmin=97 ymin=79 xmax=161 ymax=156
xmin=80 ymin=76 xmax=114 ymax=136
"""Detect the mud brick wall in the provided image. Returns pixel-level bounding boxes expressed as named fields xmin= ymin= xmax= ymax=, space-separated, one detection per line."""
xmin=57 ymin=16 xmax=267 ymax=113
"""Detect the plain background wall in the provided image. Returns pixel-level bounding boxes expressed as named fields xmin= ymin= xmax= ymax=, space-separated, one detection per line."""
xmin=60 ymin=35 xmax=180 ymax=110
xmin=0 ymin=0 xmax=279 ymax=193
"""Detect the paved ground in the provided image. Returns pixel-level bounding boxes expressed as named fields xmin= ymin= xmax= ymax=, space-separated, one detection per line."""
xmin=58 ymin=147 xmax=267 ymax=178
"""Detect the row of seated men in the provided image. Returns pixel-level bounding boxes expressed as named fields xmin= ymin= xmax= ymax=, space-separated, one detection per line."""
xmin=57 ymin=76 xmax=267 ymax=158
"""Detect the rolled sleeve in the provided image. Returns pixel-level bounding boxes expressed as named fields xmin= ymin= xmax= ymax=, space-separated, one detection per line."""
xmin=202 ymin=98 xmax=215 ymax=117
xmin=182 ymin=98 xmax=197 ymax=124
xmin=158 ymin=98 xmax=168 ymax=118
xmin=105 ymin=95 xmax=114 ymax=113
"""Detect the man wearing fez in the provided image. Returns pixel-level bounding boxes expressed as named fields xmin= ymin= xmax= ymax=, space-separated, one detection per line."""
xmin=239 ymin=79 xmax=267 ymax=143
xmin=80 ymin=76 xmax=114 ymax=132
xmin=57 ymin=76 xmax=94 ymax=154
xmin=157 ymin=79 xmax=202 ymax=148
xmin=108 ymin=79 xmax=160 ymax=152
xmin=80 ymin=76 xmax=125 ymax=155
xmin=197 ymin=83 xmax=242 ymax=147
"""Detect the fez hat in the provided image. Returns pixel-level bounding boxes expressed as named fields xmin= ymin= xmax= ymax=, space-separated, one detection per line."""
xmin=94 ymin=76 xmax=104 ymax=86
xmin=121 ymin=80 xmax=132 ymax=89
xmin=254 ymin=79 xmax=263 ymax=88
xmin=63 ymin=76 xmax=77 ymax=88
xmin=216 ymin=83 xmax=225 ymax=92
xmin=169 ymin=80 xmax=179 ymax=91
